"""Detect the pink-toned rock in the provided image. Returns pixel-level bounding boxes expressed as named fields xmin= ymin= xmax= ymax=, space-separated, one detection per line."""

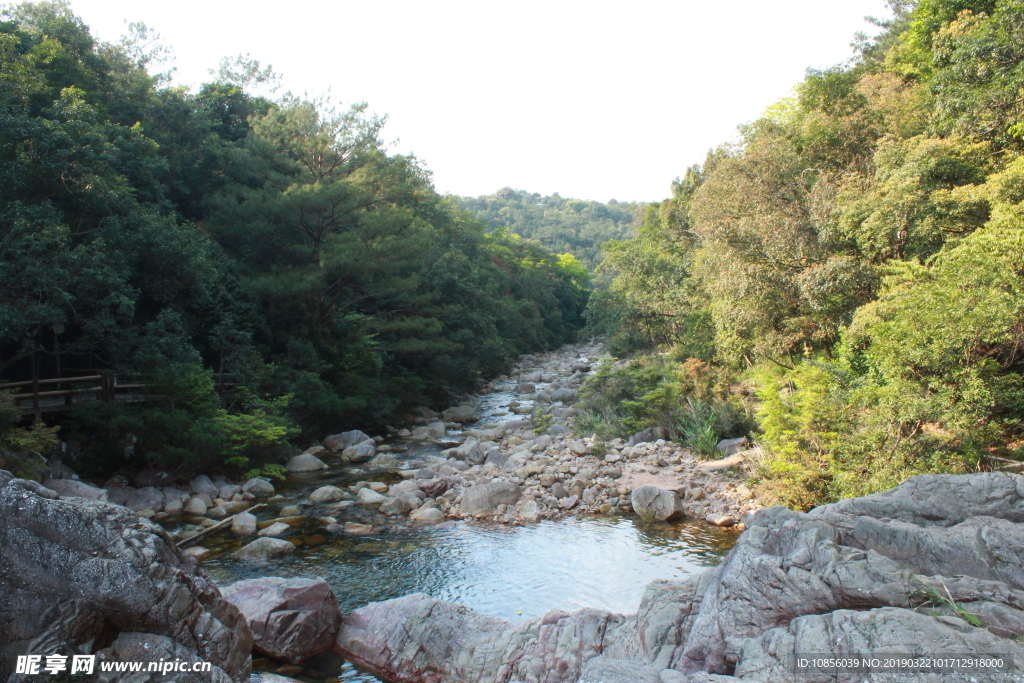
xmin=335 ymin=593 xmax=622 ymax=683
xmin=221 ymin=577 xmax=341 ymax=664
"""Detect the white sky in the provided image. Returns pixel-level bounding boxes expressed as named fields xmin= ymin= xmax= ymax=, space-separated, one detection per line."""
xmin=65 ymin=0 xmax=892 ymax=203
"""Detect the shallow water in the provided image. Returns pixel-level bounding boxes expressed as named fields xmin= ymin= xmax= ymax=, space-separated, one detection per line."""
xmin=204 ymin=361 xmax=742 ymax=682
xmin=210 ymin=514 xmax=738 ymax=682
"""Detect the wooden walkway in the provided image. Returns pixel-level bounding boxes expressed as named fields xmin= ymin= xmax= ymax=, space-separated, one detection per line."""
xmin=0 ymin=373 xmax=151 ymax=423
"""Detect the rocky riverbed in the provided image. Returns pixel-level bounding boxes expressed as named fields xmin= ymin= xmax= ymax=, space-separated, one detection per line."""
xmin=6 ymin=468 xmax=1024 ymax=683
xmin=29 ymin=341 xmax=766 ymax=561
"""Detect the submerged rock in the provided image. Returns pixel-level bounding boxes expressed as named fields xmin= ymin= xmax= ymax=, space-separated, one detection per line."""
xmin=233 ymin=537 xmax=295 ymax=562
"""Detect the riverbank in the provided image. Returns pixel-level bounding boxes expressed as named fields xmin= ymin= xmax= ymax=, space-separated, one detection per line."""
xmin=26 ymin=341 xmax=767 ymax=553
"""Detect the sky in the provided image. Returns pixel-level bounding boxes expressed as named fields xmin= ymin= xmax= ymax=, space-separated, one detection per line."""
xmin=65 ymin=0 xmax=893 ymax=203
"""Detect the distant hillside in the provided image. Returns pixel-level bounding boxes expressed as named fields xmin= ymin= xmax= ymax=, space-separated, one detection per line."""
xmin=458 ymin=188 xmax=641 ymax=269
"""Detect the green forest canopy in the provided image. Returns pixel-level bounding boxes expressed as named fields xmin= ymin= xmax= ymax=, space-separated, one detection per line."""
xmin=457 ymin=189 xmax=639 ymax=270
xmin=0 ymin=1 xmax=588 ymax=477
xmin=584 ymin=0 xmax=1024 ymax=507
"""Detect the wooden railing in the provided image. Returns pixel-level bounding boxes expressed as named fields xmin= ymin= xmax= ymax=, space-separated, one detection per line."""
xmin=0 ymin=373 xmax=150 ymax=423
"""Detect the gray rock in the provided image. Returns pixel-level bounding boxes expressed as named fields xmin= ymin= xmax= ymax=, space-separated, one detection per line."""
xmin=0 ymin=473 xmax=252 ymax=682
xmin=190 ymin=474 xmax=220 ymax=496
xmin=232 ymin=511 xmax=257 ymax=535
xmin=308 ymin=485 xmax=346 ymax=504
xmin=162 ymin=486 xmax=190 ymax=506
xmin=514 ymin=382 xmax=536 ymax=393
xmin=628 ymin=428 xmax=658 ymax=446
xmin=453 ymin=437 xmax=486 ymax=464
xmin=410 ymin=422 xmax=446 ymax=441
xmin=356 ymin=488 xmax=387 ymax=506
xmin=380 ymin=496 xmax=416 ymax=516
xmin=233 ymin=537 xmax=295 ymax=562
xmin=342 ymin=441 xmax=377 ymax=462
xmin=632 ymin=486 xmax=684 ymax=522
xmin=705 ymin=513 xmax=735 ymax=527
xmin=410 ymin=507 xmax=445 ymax=524
xmin=183 ymin=496 xmax=208 ymax=516
xmin=242 ymin=477 xmax=275 ymax=498
xmin=96 ymin=632 xmax=234 ymax=683
xmin=518 ymin=499 xmax=541 ymax=522
xmin=550 ymin=388 xmax=577 ymax=403
xmin=219 ymin=484 xmax=241 ymax=499
xmin=258 ymin=522 xmax=290 ymax=537
xmin=442 ymin=405 xmax=478 ymax=423
xmin=124 ymin=485 xmax=164 ymax=512
xmin=714 ymin=436 xmax=749 ymax=456
xmin=42 ymin=478 xmax=107 ymax=501
xmin=222 ymin=577 xmax=341 ymax=664
xmin=461 ymin=480 xmax=521 ymax=516
xmin=323 ymin=430 xmax=372 ymax=451
xmin=286 ymin=453 xmax=328 ymax=472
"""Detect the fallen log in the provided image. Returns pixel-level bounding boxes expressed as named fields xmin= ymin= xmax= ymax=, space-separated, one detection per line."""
xmin=176 ymin=503 xmax=265 ymax=548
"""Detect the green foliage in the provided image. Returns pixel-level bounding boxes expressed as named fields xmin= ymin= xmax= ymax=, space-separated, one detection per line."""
xmin=0 ymin=2 xmax=590 ymax=478
xmin=911 ymin=576 xmax=985 ymax=628
xmin=574 ymin=355 xmax=751 ymax=448
xmin=458 ymin=189 xmax=639 ymax=269
xmin=585 ymin=0 xmax=1024 ymax=508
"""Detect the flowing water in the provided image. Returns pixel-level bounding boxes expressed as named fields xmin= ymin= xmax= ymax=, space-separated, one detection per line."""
xmin=186 ymin=372 xmax=741 ymax=682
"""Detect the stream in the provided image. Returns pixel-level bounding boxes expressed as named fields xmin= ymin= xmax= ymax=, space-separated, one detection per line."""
xmin=182 ymin=361 xmax=742 ymax=682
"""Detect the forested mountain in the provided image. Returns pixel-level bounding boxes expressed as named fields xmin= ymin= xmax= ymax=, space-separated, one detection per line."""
xmin=457 ymin=189 xmax=639 ymax=269
xmin=583 ymin=0 xmax=1024 ymax=507
xmin=0 ymin=2 xmax=588 ymax=476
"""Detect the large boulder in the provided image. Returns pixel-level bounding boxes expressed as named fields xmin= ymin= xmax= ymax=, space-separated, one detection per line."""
xmin=461 ymin=479 xmax=521 ymax=517
xmin=308 ymin=485 xmax=346 ymax=504
xmin=627 ymin=428 xmax=658 ymax=446
xmin=231 ymin=511 xmax=257 ymax=535
xmin=714 ymin=436 xmax=749 ymax=456
xmin=631 ymin=485 xmax=684 ymax=522
xmin=286 ymin=453 xmax=328 ymax=472
xmin=124 ymin=485 xmax=165 ymax=512
xmin=189 ymin=474 xmax=220 ymax=496
xmin=341 ymin=441 xmax=376 ymax=463
xmin=356 ymin=488 xmax=387 ymax=506
xmin=323 ymin=430 xmax=372 ymax=451
xmin=441 ymin=404 xmax=478 ymax=423
xmin=41 ymin=478 xmax=107 ymax=501
xmin=242 ymin=477 xmax=275 ymax=498
xmin=550 ymin=387 xmax=577 ymax=403
xmin=0 ymin=472 xmax=252 ymax=682
xmin=410 ymin=421 xmax=446 ymax=441
xmin=221 ymin=577 xmax=341 ymax=664
xmin=330 ymin=472 xmax=1024 ymax=683
xmin=336 ymin=594 xmax=624 ymax=683
xmin=452 ymin=437 xmax=486 ymax=464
